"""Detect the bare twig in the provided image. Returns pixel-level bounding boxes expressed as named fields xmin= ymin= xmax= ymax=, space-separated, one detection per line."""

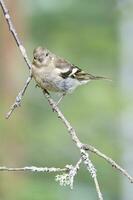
xmin=80 ymin=149 xmax=103 ymax=200
xmin=94 ymin=176 xmax=103 ymax=200
xmin=84 ymin=144 xmax=133 ymax=183
xmin=43 ymin=90 xmax=133 ymax=182
xmin=55 ymin=158 xmax=82 ymax=189
xmin=43 ymin=90 xmax=103 ymax=199
xmin=0 ymin=0 xmax=32 ymax=118
xmin=6 ymin=74 xmax=32 ymax=119
xmin=0 ymin=0 xmax=31 ymax=70
xmin=0 ymin=166 xmax=67 ymax=173
xmin=43 ymin=91 xmax=83 ymax=149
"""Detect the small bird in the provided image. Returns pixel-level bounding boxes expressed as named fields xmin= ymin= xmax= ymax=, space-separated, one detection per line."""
xmin=32 ymin=46 xmax=110 ymax=104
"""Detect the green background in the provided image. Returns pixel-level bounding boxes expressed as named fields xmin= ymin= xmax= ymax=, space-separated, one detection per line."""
xmin=0 ymin=0 xmax=132 ymax=199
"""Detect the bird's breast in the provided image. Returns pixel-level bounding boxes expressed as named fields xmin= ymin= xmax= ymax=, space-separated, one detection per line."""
xmin=31 ymin=65 xmax=63 ymax=92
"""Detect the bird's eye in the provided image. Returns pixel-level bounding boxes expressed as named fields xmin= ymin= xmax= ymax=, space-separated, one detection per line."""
xmin=46 ymin=53 xmax=49 ymax=56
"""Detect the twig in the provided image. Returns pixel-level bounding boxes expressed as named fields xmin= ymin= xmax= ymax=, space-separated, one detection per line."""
xmin=83 ymin=144 xmax=133 ymax=183
xmin=55 ymin=158 xmax=82 ymax=189
xmin=43 ymin=90 xmax=133 ymax=182
xmin=80 ymin=149 xmax=103 ymax=200
xmin=43 ymin=90 xmax=103 ymax=199
xmin=94 ymin=176 xmax=103 ymax=200
xmin=0 ymin=0 xmax=32 ymax=118
xmin=43 ymin=91 xmax=82 ymax=149
xmin=67 ymin=158 xmax=82 ymax=189
xmin=6 ymin=74 xmax=32 ymax=119
xmin=0 ymin=0 xmax=31 ymax=70
xmin=0 ymin=166 xmax=67 ymax=173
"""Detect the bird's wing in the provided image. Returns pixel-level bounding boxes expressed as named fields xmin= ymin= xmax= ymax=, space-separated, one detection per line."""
xmin=55 ymin=57 xmax=110 ymax=81
xmin=55 ymin=58 xmax=90 ymax=80
xmin=55 ymin=58 xmax=76 ymax=78
xmin=55 ymin=58 xmax=72 ymax=70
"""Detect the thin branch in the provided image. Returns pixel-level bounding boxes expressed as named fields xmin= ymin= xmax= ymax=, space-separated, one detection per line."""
xmin=0 ymin=0 xmax=31 ymax=70
xmin=84 ymin=144 xmax=133 ymax=183
xmin=43 ymin=90 xmax=103 ymax=199
xmin=0 ymin=166 xmax=68 ymax=173
xmin=80 ymin=148 xmax=103 ymax=200
xmin=43 ymin=91 xmax=83 ymax=149
xmin=0 ymin=0 xmax=32 ymax=118
xmin=68 ymin=158 xmax=82 ymax=188
xmin=73 ymin=158 xmax=82 ymax=174
xmin=43 ymin=90 xmax=133 ymax=182
xmin=5 ymin=74 xmax=32 ymax=119
xmin=55 ymin=158 xmax=82 ymax=189
xmin=94 ymin=176 xmax=103 ymax=200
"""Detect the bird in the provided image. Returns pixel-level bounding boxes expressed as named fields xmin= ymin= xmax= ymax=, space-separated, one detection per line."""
xmin=32 ymin=46 xmax=111 ymax=105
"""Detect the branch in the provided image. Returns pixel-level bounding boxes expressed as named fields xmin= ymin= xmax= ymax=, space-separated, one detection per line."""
xmin=43 ymin=90 xmax=133 ymax=182
xmin=55 ymin=158 xmax=82 ymax=189
xmin=0 ymin=166 xmax=67 ymax=173
xmin=84 ymin=144 xmax=133 ymax=183
xmin=94 ymin=176 xmax=103 ymax=200
xmin=0 ymin=0 xmax=32 ymax=118
xmin=0 ymin=0 xmax=31 ymax=70
xmin=43 ymin=90 xmax=103 ymax=199
xmin=6 ymin=74 xmax=32 ymax=119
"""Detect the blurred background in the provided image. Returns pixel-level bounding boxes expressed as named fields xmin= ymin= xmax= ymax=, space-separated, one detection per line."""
xmin=0 ymin=0 xmax=133 ymax=199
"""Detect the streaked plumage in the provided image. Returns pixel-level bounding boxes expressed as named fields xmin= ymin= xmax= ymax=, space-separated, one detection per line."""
xmin=32 ymin=47 xmax=110 ymax=97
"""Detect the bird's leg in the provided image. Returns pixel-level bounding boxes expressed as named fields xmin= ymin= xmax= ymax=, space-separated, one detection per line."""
xmin=55 ymin=93 xmax=66 ymax=107
xmin=43 ymin=90 xmax=65 ymax=111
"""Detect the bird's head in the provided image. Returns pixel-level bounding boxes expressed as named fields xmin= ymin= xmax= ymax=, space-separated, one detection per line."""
xmin=32 ymin=46 xmax=51 ymax=67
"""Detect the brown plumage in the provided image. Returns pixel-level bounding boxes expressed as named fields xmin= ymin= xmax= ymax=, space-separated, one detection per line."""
xmin=32 ymin=47 xmax=111 ymax=96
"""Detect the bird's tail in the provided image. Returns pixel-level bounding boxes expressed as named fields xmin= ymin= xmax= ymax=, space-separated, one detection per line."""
xmin=90 ymin=75 xmax=112 ymax=81
xmin=74 ymin=70 xmax=112 ymax=81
